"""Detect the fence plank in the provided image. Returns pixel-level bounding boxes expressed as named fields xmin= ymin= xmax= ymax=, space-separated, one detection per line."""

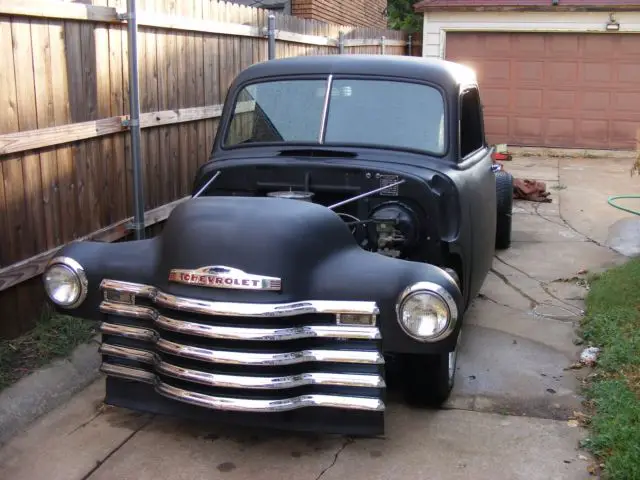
xmin=184 ymin=0 xmax=198 ymax=197
xmin=136 ymin=0 xmax=149 ymax=209
xmin=107 ymin=0 xmax=127 ymax=223
xmin=167 ymin=0 xmax=181 ymax=202
xmin=32 ymin=18 xmax=62 ymax=250
xmin=155 ymin=0 xmax=168 ymax=205
xmin=120 ymin=2 xmax=132 ymax=218
xmin=344 ymin=38 xmax=406 ymax=47
xmin=0 ymin=105 xmax=238 ymax=155
xmin=0 ymin=18 xmax=16 ymax=268
xmin=138 ymin=10 xmax=261 ymax=38
xmin=13 ymin=17 xmax=46 ymax=258
xmin=147 ymin=0 xmax=162 ymax=209
xmin=95 ymin=0 xmax=114 ymax=227
xmin=202 ymin=0 xmax=218 ymax=159
xmin=276 ymin=29 xmax=336 ymax=47
xmin=175 ymin=0 xmax=189 ymax=196
xmin=194 ymin=0 xmax=207 ymax=176
xmin=0 ymin=117 xmax=126 ymax=156
xmin=0 ymin=0 xmax=117 ymax=22
xmin=2 ymin=22 xmax=29 ymax=269
xmin=49 ymin=20 xmax=77 ymax=244
xmin=0 ymin=196 xmax=190 ymax=292
xmin=63 ymin=19 xmax=90 ymax=241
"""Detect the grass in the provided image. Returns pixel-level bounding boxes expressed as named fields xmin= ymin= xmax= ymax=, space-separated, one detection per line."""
xmin=580 ymin=258 xmax=640 ymax=479
xmin=0 ymin=305 xmax=97 ymax=392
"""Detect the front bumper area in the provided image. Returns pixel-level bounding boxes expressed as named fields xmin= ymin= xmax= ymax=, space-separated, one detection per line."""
xmin=98 ymin=280 xmax=386 ymax=435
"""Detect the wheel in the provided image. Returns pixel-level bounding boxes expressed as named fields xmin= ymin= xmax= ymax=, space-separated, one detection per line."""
xmin=495 ymin=170 xmax=513 ymax=250
xmin=402 ymin=334 xmax=460 ymax=408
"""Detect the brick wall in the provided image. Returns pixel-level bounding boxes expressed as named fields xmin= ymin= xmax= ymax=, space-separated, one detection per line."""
xmin=292 ymin=0 xmax=388 ymax=28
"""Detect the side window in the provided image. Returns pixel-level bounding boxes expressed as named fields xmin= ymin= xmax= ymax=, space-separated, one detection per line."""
xmin=459 ymin=87 xmax=484 ymax=158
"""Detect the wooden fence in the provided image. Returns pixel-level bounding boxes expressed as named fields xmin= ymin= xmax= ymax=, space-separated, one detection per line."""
xmin=0 ymin=0 xmax=422 ymax=338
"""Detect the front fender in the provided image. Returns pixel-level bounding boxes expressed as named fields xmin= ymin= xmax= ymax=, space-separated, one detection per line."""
xmin=47 ymin=238 xmax=160 ymax=321
xmin=309 ymin=248 xmax=463 ymax=354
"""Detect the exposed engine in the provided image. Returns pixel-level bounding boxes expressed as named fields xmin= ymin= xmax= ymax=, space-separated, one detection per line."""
xmin=265 ymin=183 xmax=421 ymax=259
xmin=196 ymin=169 xmax=430 ymax=261
xmin=367 ymin=202 xmax=420 ymax=258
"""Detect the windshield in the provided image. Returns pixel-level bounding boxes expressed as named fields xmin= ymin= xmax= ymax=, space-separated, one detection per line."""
xmin=222 ymin=77 xmax=446 ymax=155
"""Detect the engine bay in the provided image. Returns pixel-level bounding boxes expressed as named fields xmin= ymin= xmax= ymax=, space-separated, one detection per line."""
xmin=198 ymin=163 xmax=452 ymax=262
xmin=267 ymin=187 xmax=422 ymax=258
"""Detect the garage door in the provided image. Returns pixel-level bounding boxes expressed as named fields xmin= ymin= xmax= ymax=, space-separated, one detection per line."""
xmin=445 ymin=32 xmax=640 ymax=150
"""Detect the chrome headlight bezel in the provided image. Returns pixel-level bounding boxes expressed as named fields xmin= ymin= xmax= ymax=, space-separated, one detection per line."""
xmin=43 ymin=256 xmax=89 ymax=309
xmin=395 ymin=281 xmax=459 ymax=343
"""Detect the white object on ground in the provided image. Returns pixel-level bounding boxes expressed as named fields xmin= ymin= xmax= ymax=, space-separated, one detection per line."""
xmin=580 ymin=347 xmax=600 ymax=366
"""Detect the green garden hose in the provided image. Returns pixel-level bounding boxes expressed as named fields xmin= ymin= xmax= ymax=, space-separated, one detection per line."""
xmin=607 ymin=195 xmax=640 ymax=216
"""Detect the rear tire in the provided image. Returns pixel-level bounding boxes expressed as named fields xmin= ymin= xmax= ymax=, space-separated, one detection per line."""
xmin=495 ymin=171 xmax=513 ymax=250
xmin=402 ymin=335 xmax=459 ymax=408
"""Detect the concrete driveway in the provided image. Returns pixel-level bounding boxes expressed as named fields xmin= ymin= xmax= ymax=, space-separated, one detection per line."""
xmin=0 ymin=155 xmax=636 ymax=480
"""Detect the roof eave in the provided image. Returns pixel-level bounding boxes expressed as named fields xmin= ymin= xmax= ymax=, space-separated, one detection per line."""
xmin=414 ymin=4 xmax=640 ymax=12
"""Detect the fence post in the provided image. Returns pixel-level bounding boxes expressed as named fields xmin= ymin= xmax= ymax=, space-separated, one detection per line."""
xmin=338 ymin=31 xmax=345 ymax=54
xmin=407 ymin=34 xmax=413 ymax=56
xmin=125 ymin=0 xmax=145 ymax=240
xmin=267 ymin=14 xmax=276 ymax=60
xmin=380 ymin=36 xmax=386 ymax=55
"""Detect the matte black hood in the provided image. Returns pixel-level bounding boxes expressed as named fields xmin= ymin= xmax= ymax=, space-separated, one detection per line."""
xmin=156 ymin=196 xmax=359 ymax=301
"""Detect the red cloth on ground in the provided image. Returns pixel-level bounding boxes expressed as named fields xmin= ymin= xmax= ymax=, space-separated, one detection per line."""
xmin=513 ymin=178 xmax=552 ymax=203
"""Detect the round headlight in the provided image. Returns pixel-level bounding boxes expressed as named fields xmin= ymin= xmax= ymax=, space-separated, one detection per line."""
xmin=396 ymin=281 xmax=459 ymax=342
xmin=43 ymin=257 xmax=88 ymax=308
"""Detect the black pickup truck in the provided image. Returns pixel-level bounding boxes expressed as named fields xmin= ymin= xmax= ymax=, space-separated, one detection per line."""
xmin=42 ymin=54 xmax=513 ymax=436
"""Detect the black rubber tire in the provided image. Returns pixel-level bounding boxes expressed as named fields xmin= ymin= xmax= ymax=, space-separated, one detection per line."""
xmin=495 ymin=170 xmax=513 ymax=250
xmin=402 ymin=349 xmax=457 ymax=408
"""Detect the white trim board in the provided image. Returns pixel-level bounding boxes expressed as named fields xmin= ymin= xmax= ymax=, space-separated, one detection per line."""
xmin=421 ymin=10 xmax=640 ymax=58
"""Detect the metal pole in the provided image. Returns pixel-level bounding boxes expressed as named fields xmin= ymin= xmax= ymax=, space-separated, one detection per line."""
xmin=381 ymin=36 xmax=386 ymax=55
xmin=126 ymin=0 xmax=145 ymax=240
xmin=267 ymin=14 xmax=276 ymax=60
xmin=338 ymin=31 xmax=345 ymax=54
xmin=408 ymin=34 xmax=413 ymax=56
xmin=328 ymin=180 xmax=406 ymax=211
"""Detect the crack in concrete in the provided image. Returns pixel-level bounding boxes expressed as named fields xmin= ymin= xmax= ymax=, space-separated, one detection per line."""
xmin=476 ymin=292 xmax=522 ymax=312
xmin=314 ymin=437 xmax=353 ymax=480
xmin=488 ymin=267 xmax=538 ymax=308
xmin=66 ymin=409 xmax=104 ymax=436
xmin=555 ymin=158 xmax=612 ymax=249
xmin=445 ymin=397 xmax=577 ymax=422
xmin=531 ymin=202 xmax=581 ymax=234
xmin=476 ymin=293 xmax=578 ymax=324
xmin=492 ymin=256 xmax=584 ymax=316
xmin=82 ymin=415 xmax=155 ymax=480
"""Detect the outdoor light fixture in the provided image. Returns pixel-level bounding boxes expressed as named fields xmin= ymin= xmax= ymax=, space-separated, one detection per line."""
xmin=606 ymin=13 xmax=620 ymax=31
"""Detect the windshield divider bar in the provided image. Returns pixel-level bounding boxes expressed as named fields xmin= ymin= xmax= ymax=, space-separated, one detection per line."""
xmin=318 ymin=75 xmax=333 ymax=144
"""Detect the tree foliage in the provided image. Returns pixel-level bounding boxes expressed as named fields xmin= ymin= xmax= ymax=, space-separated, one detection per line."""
xmin=386 ymin=0 xmax=423 ymax=32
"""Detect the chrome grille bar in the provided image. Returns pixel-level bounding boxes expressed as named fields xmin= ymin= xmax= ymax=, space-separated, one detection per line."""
xmin=100 ymin=339 xmax=383 ymax=366
xmin=100 ymin=279 xmax=379 ymax=317
xmin=99 ymin=344 xmax=385 ymax=389
xmin=100 ymin=302 xmax=381 ymax=341
xmin=101 ymin=363 xmax=385 ymax=412
xmin=100 ymin=322 xmax=157 ymax=342
xmin=100 ymin=323 xmax=384 ymax=365
xmin=157 ymin=338 xmax=383 ymax=365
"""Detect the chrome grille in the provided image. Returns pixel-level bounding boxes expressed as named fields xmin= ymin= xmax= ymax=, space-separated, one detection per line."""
xmin=98 ymin=279 xmax=385 ymax=413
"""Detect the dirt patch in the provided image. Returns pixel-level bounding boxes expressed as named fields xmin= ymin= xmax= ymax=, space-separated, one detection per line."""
xmin=0 ymin=309 xmax=97 ymax=392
